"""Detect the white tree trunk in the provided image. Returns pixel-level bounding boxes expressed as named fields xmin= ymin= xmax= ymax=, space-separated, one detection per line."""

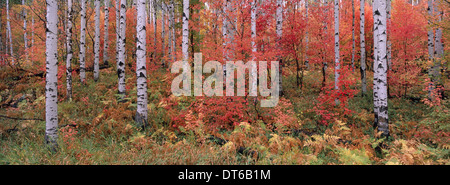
xmin=427 ymin=0 xmax=435 ymax=99
xmin=276 ymin=0 xmax=283 ymax=96
xmin=45 ymin=0 xmax=59 ymax=150
xmin=387 ymin=0 xmax=392 ymax=69
xmin=373 ymin=0 xmax=389 ymax=137
xmin=118 ymin=0 xmax=127 ymax=96
xmin=171 ymin=0 xmax=176 ymax=61
xmin=66 ymin=0 xmax=73 ymax=100
xmin=334 ymin=0 xmax=340 ymax=92
xmin=168 ymin=1 xmax=173 ymax=62
xmin=103 ymin=0 xmax=110 ymax=65
xmin=372 ymin=0 xmax=379 ymax=126
xmin=116 ymin=0 xmax=120 ymax=66
xmin=6 ymin=0 xmax=14 ymax=64
xmin=161 ymin=2 xmax=166 ymax=66
xmin=250 ymin=0 xmax=257 ymax=97
xmin=136 ymin=0 xmax=148 ymax=128
xmin=351 ymin=0 xmax=355 ymax=71
xmin=153 ymin=0 xmax=157 ymax=56
xmin=182 ymin=0 xmax=190 ymax=61
xmin=94 ymin=0 xmax=101 ymax=81
xmin=79 ymin=0 xmax=87 ymax=83
xmin=23 ymin=0 xmax=28 ymax=61
xmin=433 ymin=0 xmax=442 ymax=90
xmin=360 ymin=0 xmax=367 ymax=95
xmin=305 ymin=0 xmax=309 ymax=70
xmin=32 ymin=15 xmax=34 ymax=52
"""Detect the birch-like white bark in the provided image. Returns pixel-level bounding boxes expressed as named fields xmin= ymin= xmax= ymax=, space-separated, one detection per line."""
xmin=168 ymin=1 xmax=173 ymax=62
xmin=116 ymin=0 xmax=120 ymax=67
xmin=136 ymin=0 xmax=148 ymax=127
xmin=23 ymin=0 xmax=28 ymax=61
xmin=171 ymin=0 xmax=176 ymax=61
xmin=250 ymin=0 xmax=257 ymax=97
xmin=351 ymin=0 xmax=355 ymax=71
xmin=103 ymin=0 xmax=110 ymax=65
xmin=334 ymin=0 xmax=340 ymax=105
xmin=305 ymin=0 xmax=309 ymax=70
xmin=45 ymin=0 xmax=59 ymax=150
xmin=373 ymin=0 xmax=379 ymax=125
xmin=79 ymin=0 xmax=87 ymax=83
xmin=360 ymin=0 xmax=367 ymax=95
xmin=94 ymin=0 xmax=101 ymax=81
xmin=6 ymin=0 xmax=14 ymax=64
xmin=374 ymin=0 xmax=389 ymax=137
xmin=276 ymin=0 xmax=283 ymax=96
xmin=182 ymin=0 xmax=190 ymax=61
xmin=66 ymin=0 xmax=73 ymax=100
xmin=117 ymin=0 xmax=127 ymax=96
xmin=161 ymin=2 xmax=166 ymax=66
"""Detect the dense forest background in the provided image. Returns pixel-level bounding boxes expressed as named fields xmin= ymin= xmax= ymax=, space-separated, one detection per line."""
xmin=0 ymin=0 xmax=449 ymax=165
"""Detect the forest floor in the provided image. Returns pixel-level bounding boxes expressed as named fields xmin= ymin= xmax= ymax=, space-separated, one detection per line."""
xmin=0 ymin=64 xmax=449 ymax=165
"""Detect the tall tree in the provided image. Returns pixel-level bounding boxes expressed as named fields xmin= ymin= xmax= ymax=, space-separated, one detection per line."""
xmin=94 ymin=0 xmax=101 ymax=82
xmin=250 ymin=0 xmax=257 ymax=97
xmin=23 ymin=0 xmax=28 ymax=62
xmin=161 ymin=2 xmax=166 ymax=67
xmin=45 ymin=0 xmax=59 ymax=151
xmin=79 ymin=0 xmax=87 ymax=83
xmin=360 ymin=0 xmax=367 ymax=95
xmin=351 ymin=0 xmax=355 ymax=71
xmin=136 ymin=0 xmax=148 ymax=128
xmin=103 ymin=0 xmax=110 ymax=66
xmin=116 ymin=0 xmax=120 ymax=70
xmin=117 ymin=0 xmax=127 ymax=97
xmin=171 ymin=0 xmax=176 ymax=61
xmin=305 ymin=0 xmax=309 ymax=70
xmin=373 ymin=0 xmax=379 ymax=125
xmin=6 ymin=0 xmax=14 ymax=64
xmin=66 ymin=0 xmax=73 ymax=100
xmin=182 ymin=0 xmax=190 ymax=62
xmin=373 ymin=0 xmax=389 ymax=137
xmin=276 ymin=0 xmax=283 ymax=96
xmin=168 ymin=1 xmax=173 ymax=62
xmin=334 ymin=0 xmax=340 ymax=104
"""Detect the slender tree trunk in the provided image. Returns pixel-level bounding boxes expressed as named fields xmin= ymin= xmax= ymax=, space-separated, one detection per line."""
xmin=116 ymin=0 xmax=120 ymax=69
xmin=104 ymin=0 xmax=110 ymax=66
xmin=45 ymin=0 xmax=59 ymax=151
xmin=171 ymin=0 xmax=176 ymax=61
xmin=373 ymin=0 xmax=379 ymax=126
xmin=168 ymin=1 xmax=173 ymax=62
xmin=94 ymin=0 xmax=101 ymax=82
xmin=161 ymin=2 xmax=166 ymax=66
xmin=250 ymin=0 xmax=257 ymax=98
xmin=23 ymin=0 xmax=28 ymax=62
xmin=182 ymin=0 xmax=190 ymax=61
xmin=351 ymin=0 xmax=355 ymax=71
xmin=31 ymin=15 xmax=34 ymax=55
xmin=373 ymin=0 xmax=389 ymax=137
xmin=434 ymin=0 xmax=443 ymax=78
xmin=305 ymin=0 xmax=309 ymax=70
xmin=153 ymin=0 xmax=157 ymax=60
xmin=360 ymin=0 xmax=367 ymax=96
xmin=387 ymin=0 xmax=392 ymax=69
xmin=118 ymin=0 xmax=127 ymax=97
xmin=276 ymin=0 xmax=283 ymax=96
xmin=136 ymin=0 xmax=148 ymax=128
xmin=334 ymin=0 xmax=340 ymax=104
xmin=66 ymin=0 xmax=73 ymax=101
xmin=79 ymin=0 xmax=87 ymax=83
xmin=6 ymin=0 xmax=14 ymax=64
